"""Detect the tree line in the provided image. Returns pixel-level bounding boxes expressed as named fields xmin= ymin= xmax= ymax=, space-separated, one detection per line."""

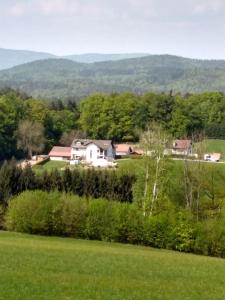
xmin=0 ymin=160 xmax=136 ymax=207
xmin=1 ymin=88 xmax=225 ymax=160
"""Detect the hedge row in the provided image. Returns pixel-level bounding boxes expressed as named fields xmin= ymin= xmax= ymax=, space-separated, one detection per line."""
xmin=0 ymin=161 xmax=136 ymax=205
xmin=6 ymin=191 xmax=225 ymax=258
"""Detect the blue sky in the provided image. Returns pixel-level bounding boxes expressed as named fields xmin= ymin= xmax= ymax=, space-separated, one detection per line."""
xmin=1 ymin=0 xmax=225 ymax=58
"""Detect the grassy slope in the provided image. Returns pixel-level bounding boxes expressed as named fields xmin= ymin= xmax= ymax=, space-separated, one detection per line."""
xmin=0 ymin=231 xmax=225 ymax=300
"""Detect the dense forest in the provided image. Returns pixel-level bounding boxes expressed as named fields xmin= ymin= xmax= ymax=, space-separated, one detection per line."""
xmin=2 ymin=55 xmax=225 ymax=99
xmin=1 ymin=88 xmax=225 ymax=161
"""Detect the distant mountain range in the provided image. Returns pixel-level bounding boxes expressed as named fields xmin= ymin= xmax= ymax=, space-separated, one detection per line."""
xmin=0 ymin=48 xmax=149 ymax=70
xmin=1 ymin=50 xmax=225 ymax=99
xmin=0 ymin=48 xmax=56 ymax=70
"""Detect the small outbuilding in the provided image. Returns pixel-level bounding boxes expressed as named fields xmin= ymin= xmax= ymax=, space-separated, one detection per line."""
xmin=48 ymin=146 xmax=71 ymax=161
xmin=115 ymin=144 xmax=133 ymax=156
xmin=172 ymin=140 xmax=192 ymax=156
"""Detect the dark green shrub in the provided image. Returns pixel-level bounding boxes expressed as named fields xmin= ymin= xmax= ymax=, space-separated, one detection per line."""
xmin=0 ymin=161 xmax=136 ymax=204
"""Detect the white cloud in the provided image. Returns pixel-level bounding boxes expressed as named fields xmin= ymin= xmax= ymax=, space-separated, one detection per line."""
xmin=9 ymin=2 xmax=26 ymax=17
xmin=193 ymin=0 xmax=224 ymax=15
xmin=38 ymin=0 xmax=68 ymax=15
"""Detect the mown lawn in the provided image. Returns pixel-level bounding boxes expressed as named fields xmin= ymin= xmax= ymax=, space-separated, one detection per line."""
xmin=0 ymin=231 xmax=225 ymax=300
xmin=34 ymin=160 xmax=69 ymax=173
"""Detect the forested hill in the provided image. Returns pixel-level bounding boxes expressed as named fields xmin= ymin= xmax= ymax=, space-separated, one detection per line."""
xmin=0 ymin=48 xmax=56 ymax=70
xmin=1 ymin=54 xmax=225 ymax=99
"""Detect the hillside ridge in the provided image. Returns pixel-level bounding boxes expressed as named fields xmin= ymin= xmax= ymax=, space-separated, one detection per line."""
xmin=1 ymin=54 xmax=225 ymax=99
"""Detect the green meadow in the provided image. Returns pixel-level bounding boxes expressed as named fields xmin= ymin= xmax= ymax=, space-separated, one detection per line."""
xmin=0 ymin=231 xmax=225 ymax=300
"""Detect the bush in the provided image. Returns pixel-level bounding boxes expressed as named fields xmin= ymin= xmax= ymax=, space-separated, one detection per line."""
xmin=6 ymin=191 xmax=61 ymax=235
xmin=168 ymin=212 xmax=196 ymax=252
xmin=143 ymin=214 xmax=172 ymax=248
xmin=193 ymin=218 xmax=225 ymax=257
xmin=6 ymin=190 xmax=225 ymax=259
xmin=115 ymin=204 xmax=144 ymax=244
xmin=85 ymin=199 xmax=118 ymax=241
xmin=61 ymin=194 xmax=88 ymax=238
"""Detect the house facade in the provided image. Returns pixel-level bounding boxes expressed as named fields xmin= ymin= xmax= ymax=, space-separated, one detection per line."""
xmin=71 ymin=139 xmax=115 ymax=163
xmin=172 ymin=140 xmax=192 ymax=156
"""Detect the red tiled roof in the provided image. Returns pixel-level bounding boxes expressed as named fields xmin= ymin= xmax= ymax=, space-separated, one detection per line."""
xmin=115 ymin=144 xmax=133 ymax=153
xmin=173 ymin=140 xmax=192 ymax=150
xmin=48 ymin=146 xmax=71 ymax=157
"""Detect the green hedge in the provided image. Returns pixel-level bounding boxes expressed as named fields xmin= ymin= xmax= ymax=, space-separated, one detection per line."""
xmin=5 ymin=191 xmax=225 ymax=258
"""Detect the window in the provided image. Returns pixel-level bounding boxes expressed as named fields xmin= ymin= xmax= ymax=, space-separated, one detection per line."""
xmin=90 ymin=150 xmax=92 ymax=159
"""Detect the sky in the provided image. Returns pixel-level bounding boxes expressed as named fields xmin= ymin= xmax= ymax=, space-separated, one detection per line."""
xmin=1 ymin=0 xmax=225 ymax=59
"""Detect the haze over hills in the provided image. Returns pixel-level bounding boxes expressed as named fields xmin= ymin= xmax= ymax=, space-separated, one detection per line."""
xmin=0 ymin=48 xmax=150 ymax=70
xmin=1 ymin=54 xmax=225 ymax=99
xmin=63 ymin=53 xmax=150 ymax=63
xmin=0 ymin=48 xmax=56 ymax=70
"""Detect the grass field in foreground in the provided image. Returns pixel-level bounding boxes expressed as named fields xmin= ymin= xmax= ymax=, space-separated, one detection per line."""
xmin=0 ymin=232 xmax=225 ymax=300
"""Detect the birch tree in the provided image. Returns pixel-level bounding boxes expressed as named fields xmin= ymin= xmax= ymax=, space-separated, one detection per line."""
xmin=140 ymin=123 xmax=170 ymax=216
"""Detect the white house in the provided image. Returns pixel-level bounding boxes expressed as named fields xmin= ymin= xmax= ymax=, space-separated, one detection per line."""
xmin=71 ymin=139 xmax=115 ymax=164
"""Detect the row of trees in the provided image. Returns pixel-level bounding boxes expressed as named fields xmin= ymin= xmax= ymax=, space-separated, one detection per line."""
xmin=0 ymin=161 xmax=136 ymax=207
xmin=2 ymin=89 xmax=225 ymax=160
xmin=79 ymin=91 xmax=225 ymax=141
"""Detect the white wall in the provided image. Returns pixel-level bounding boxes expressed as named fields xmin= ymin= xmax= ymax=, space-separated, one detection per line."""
xmin=50 ymin=156 xmax=68 ymax=161
xmin=86 ymin=143 xmax=100 ymax=162
xmin=71 ymin=143 xmax=114 ymax=162
xmin=116 ymin=151 xmax=129 ymax=156
xmin=71 ymin=148 xmax=86 ymax=160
